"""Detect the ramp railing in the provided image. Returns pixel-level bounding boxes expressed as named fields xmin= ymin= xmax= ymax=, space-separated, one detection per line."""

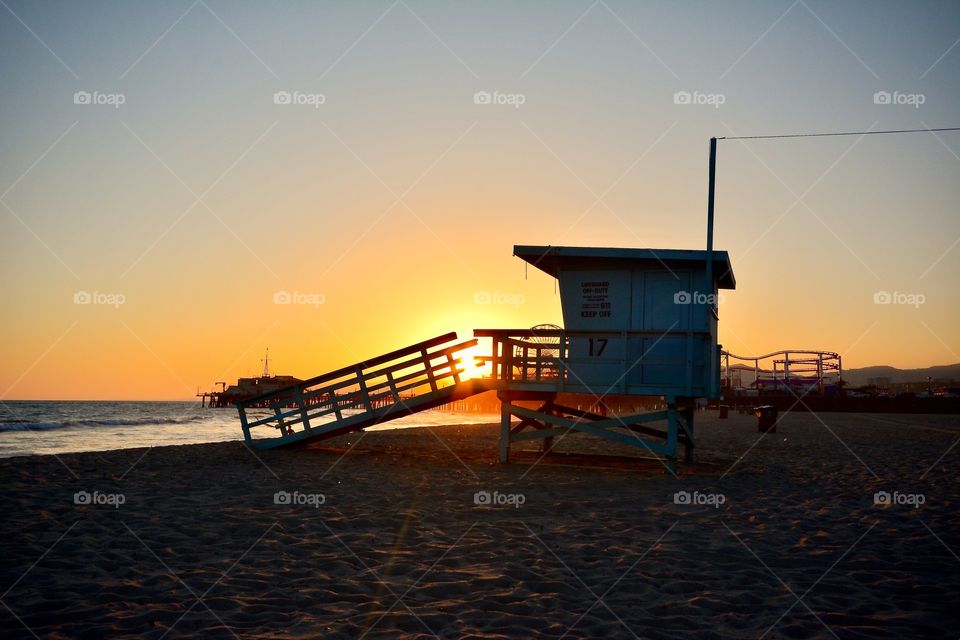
xmin=238 ymin=332 xmax=478 ymax=444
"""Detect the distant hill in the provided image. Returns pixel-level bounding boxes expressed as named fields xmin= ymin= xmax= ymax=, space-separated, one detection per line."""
xmin=725 ymin=362 xmax=960 ymax=387
xmin=842 ymin=363 xmax=960 ymax=387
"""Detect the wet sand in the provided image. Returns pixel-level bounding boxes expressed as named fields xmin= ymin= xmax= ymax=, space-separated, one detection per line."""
xmin=1 ymin=411 xmax=958 ymax=639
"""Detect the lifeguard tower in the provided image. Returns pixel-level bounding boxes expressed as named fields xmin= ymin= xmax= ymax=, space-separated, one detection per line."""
xmin=234 ymin=138 xmax=735 ymax=467
xmin=233 ymin=244 xmax=735 ymax=467
xmin=477 ymin=245 xmax=735 ymax=463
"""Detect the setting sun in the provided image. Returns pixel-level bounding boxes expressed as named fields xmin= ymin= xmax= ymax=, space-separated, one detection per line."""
xmin=453 ymin=343 xmax=490 ymax=380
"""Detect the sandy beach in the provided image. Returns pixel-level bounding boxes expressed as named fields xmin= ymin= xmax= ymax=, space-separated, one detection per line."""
xmin=1 ymin=411 xmax=958 ymax=639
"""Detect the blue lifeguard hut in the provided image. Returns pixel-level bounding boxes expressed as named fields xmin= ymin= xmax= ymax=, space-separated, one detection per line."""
xmin=476 ymin=245 xmax=735 ymax=464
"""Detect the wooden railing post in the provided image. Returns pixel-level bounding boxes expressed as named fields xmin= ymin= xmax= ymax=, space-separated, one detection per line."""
xmin=296 ymin=387 xmax=311 ymax=431
xmin=274 ymin=405 xmax=287 ymax=435
xmin=423 ymin=349 xmax=438 ymax=392
xmin=331 ymin=392 xmax=342 ymax=421
xmin=386 ymin=370 xmax=399 ymax=403
xmin=447 ymin=352 xmax=461 ymax=384
xmin=238 ymin=407 xmax=252 ymax=445
xmin=356 ymin=366 xmax=374 ymax=413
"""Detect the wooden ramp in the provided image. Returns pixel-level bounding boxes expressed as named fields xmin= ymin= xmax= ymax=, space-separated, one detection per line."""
xmin=237 ymin=333 xmax=487 ymax=449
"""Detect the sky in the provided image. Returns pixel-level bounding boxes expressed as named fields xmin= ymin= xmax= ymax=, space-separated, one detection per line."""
xmin=1 ymin=0 xmax=958 ymax=400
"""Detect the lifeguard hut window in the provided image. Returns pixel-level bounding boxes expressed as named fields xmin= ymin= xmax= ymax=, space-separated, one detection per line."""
xmin=514 ymin=245 xmax=736 ymax=399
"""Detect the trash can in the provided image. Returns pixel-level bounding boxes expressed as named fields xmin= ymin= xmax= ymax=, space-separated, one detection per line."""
xmin=755 ymin=405 xmax=778 ymax=433
xmin=719 ymin=405 xmax=729 ymax=419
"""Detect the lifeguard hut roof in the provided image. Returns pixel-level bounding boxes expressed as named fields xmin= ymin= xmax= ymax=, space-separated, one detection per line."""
xmin=513 ymin=245 xmax=736 ymax=289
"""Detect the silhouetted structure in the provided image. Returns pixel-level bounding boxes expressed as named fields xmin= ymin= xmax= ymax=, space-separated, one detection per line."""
xmin=235 ymin=137 xmax=739 ymax=465
xmin=722 ymin=349 xmax=842 ymax=397
xmin=236 ymin=244 xmax=735 ymax=468
xmin=198 ymin=349 xmax=302 ymax=407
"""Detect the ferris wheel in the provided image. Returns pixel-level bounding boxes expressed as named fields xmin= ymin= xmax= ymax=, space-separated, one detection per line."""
xmin=516 ymin=324 xmax=563 ymax=379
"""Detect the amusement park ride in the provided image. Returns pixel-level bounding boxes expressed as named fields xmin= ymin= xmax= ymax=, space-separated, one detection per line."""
xmin=722 ymin=349 xmax=842 ymax=395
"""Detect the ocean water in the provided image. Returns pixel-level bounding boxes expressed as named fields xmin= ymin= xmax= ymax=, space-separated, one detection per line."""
xmin=0 ymin=401 xmax=500 ymax=459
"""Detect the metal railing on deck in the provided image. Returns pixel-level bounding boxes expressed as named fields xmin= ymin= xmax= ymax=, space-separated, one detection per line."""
xmin=237 ymin=332 xmax=477 ymax=441
xmin=474 ymin=328 xmax=714 ymax=395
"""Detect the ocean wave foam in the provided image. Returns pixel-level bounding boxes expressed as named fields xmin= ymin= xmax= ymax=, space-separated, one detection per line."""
xmin=0 ymin=416 xmax=210 ymax=432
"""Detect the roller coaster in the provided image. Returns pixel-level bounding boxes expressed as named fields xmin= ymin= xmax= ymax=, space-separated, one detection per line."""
xmin=722 ymin=349 xmax=842 ymax=394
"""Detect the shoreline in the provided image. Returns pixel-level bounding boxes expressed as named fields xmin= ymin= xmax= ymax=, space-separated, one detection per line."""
xmin=0 ymin=405 xmax=503 ymax=460
xmin=4 ymin=410 xmax=959 ymax=461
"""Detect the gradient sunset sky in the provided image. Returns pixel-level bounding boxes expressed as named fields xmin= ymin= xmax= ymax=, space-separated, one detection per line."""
xmin=1 ymin=0 xmax=958 ymax=400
